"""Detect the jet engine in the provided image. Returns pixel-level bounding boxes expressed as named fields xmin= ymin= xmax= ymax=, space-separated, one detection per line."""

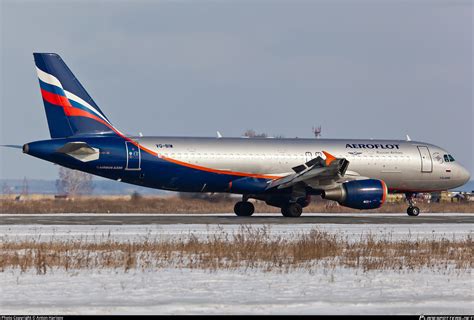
xmin=322 ymin=179 xmax=387 ymax=210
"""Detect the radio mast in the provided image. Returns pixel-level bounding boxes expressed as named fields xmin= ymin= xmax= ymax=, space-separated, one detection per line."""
xmin=21 ymin=176 xmax=29 ymax=196
xmin=312 ymin=126 xmax=322 ymax=139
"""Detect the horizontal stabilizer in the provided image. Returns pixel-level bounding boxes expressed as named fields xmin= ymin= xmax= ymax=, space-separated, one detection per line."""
xmin=0 ymin=144 xmax=22 ymax=149
xmin=56 ymin=142 xmax=99 ymax=162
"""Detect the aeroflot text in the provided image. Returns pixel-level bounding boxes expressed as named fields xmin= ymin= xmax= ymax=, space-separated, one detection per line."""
xmin=346 ymin=144 xmax=400 ymax=149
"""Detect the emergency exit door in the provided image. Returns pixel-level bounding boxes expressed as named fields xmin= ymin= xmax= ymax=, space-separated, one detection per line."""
xmin=417 ymin=146 xmax=432 ymax=173
xmin=125 ymin=141 xmax=141 ymax=170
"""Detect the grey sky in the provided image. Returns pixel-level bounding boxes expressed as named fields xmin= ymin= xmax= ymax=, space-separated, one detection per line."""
xmin=1 ymin=0 xmax=472 ymax=180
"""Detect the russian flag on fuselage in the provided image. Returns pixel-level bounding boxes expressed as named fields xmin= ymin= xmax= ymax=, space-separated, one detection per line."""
xmin=33 ymin=53 xmax=119 ymax=138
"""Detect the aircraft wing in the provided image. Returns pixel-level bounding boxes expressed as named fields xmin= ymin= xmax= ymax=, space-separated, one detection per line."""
xmin=266 ymin=151 xmax=352 ymax=191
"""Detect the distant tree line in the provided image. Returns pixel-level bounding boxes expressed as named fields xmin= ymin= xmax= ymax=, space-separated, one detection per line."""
xmin=56 ymin=167 xmax=94 ymax=196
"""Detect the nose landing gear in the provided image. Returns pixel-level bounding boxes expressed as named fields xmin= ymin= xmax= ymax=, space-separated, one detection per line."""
xmin=407 ymin=206 xmax=420 ymax=216
xmin=405 ymin=193 xmax=420 ymax=216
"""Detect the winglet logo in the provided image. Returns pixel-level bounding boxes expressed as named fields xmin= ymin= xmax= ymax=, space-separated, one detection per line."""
xmin=322 ymin=151 xmax=336 ymax=166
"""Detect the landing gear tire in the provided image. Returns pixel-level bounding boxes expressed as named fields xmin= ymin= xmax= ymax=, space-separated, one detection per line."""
xmin=234 ymin=201 xmax=255 ymax=217
xmin=405 ymin=193 xmax=420 ymax=217
xmin=407 ymin=206 xmax=420 ymax=216
xmin=281 ymin=203 xmax=303 ymax=217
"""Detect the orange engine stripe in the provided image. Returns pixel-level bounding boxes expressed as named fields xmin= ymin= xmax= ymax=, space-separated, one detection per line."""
xmin=380 ymin=180 xmax=388 ymax=205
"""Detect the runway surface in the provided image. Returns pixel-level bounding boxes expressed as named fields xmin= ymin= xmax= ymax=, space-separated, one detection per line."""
xmin=1 ymin=213 xmax=473 ymax=225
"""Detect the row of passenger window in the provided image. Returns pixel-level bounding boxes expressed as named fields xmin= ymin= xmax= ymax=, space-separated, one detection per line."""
xmin=159 ymin=153 xmax=411 ymax=160
xmin=161 ymin=153 xmax=305 ymax=158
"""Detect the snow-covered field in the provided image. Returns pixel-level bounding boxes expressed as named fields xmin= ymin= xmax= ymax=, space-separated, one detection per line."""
xmin=1 ymin=267 xmax=472 ymax=314
xmin=1 ymin=217 xmax=472 ymax=314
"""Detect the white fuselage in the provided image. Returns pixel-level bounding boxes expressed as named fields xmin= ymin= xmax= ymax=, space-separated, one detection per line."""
xmin=136 ymin=137 xmax=470 ymax=192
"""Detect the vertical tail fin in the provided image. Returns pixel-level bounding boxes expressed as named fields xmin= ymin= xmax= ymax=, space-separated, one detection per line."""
xmin=33 ymin=53 xmax=117 ymax=138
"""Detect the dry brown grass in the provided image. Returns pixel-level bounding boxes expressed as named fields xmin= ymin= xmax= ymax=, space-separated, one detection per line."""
xmin=1 ymin=197 xmax=473 ymax=213
xmin=1 ymin=227 xmax=471 ymax=274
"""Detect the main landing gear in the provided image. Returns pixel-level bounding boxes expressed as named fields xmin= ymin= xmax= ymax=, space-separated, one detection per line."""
xmin=233 ymin=194 xmax=308 ymax=217
xmin=281 ymin=203 xmax=303 ymax=218
xmin=234 ymin=200 xmax=255 ymax=216
xmin=405 ymin=193 xmax=420 ymax=216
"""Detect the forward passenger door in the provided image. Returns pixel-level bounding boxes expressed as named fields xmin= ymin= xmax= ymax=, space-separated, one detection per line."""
xmin=417 ymin=146 xmax=433 ymax=173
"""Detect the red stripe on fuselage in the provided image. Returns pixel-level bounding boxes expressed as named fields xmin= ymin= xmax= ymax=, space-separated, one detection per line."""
xmin=40 ymin=89 xmax=280 ymax=180
xmin=160 ymin=155 xmax=280 ymax=179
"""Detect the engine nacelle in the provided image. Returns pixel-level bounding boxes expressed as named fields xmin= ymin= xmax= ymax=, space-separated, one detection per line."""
xmin=322 ymin=179 xmax=387 ymax=210
xmin=264 ymin=194 xmax=311 ymax=209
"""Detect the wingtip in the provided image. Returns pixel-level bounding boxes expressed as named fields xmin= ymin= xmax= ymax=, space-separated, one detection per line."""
xmin=322 ymin=151 xmax=337 ymax=166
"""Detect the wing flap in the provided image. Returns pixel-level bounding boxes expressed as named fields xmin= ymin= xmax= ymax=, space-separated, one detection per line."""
xmin=267 ymin=152 xmax=350 ymax=191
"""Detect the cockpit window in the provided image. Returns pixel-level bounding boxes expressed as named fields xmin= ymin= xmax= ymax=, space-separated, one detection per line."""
xmin=444 ymin=154 xmax=455 ymax=162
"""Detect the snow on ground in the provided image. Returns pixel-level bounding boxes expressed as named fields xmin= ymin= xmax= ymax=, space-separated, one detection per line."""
xmin=1 ymin=214 xmax=472 ymax=314
xmin=1 ymin=267 xmax=472 ymax=314
xmin=1 ymin=221 xmax=472 ymax=243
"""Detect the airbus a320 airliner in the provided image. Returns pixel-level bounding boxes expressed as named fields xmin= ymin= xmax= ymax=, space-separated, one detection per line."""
xmin=13 ymin=53 xmax=471 ymax=217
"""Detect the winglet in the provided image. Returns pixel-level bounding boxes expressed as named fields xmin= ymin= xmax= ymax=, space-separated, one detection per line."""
xmin=322 ymin=151 xmax=337 ymax=166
